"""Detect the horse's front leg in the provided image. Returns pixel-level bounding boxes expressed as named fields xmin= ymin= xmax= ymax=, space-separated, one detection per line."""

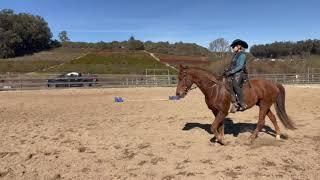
xmin=211 ymin=110 xmax=225 ymax=140
xmin=218 ymin=123 xmax=224 ymax=138
xmin=211 ymin=111 xmax=226 ymax=144
xmin=211 ymin=110 xmax=224 ymax=140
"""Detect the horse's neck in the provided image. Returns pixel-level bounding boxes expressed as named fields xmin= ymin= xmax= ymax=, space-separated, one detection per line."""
xmin=189 ymin=70 xmax=217 ymax=97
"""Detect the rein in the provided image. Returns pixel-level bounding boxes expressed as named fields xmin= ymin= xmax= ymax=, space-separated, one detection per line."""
xmin=189 ymin=86 xmax=197 ymax=91
xmin=183 ymin=71 xmax=221 ymax=95
xmin=210 ymin=83 xmax=218 ymax=97
xmin=184 ymin=77 xmax=197 ymax=93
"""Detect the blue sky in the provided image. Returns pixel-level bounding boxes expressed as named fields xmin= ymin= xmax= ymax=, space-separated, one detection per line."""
xmin=1 ymin=0 xmax=319 ymax=48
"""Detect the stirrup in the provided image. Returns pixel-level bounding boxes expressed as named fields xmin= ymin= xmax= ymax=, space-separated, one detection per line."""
xmin=229 ymin=103 xmax=238 ymax=113
xmin=237 ymin=104 xmax=247 ymax=112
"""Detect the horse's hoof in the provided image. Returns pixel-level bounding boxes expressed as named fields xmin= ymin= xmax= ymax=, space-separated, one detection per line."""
xmin=245 ymin=139 xmax=253 ymax=145
xmin=213 ymin=138 xmax=226 ymax=146
xmin=220 ymin=140 xmax=230 ymax=145
xmin=218 ymin=140 xmax=225 ymax=145
xmin=276 ymin=135 xmax=281 ymax=141
xmin=209 ymin=139 xmax=222 ymax=146
xmin=246 ymin=136 xmax=256 ymax=145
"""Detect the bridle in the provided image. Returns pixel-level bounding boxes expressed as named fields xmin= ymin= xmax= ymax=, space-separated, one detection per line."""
xmin=183 ymin=69 xmax=222 ymax=96
xmin=181 ymin=71 xmax=197 ymax=94
xmin=181 ymin=70 xmax=222 ymax=97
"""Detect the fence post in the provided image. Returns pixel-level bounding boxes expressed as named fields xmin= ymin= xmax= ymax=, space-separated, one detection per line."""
xmin=19 ymin=74 xmax=22 ymax=89
xmin=308 ymin=67 xmax=310 ymax=83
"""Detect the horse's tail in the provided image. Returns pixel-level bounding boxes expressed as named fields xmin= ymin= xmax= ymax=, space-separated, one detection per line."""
xmin=275 ymin=84 xmax=296 ymax=130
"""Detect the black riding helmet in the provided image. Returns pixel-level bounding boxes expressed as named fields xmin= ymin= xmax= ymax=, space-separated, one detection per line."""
xmin=230 ymin=39 xmax=248 ymax=49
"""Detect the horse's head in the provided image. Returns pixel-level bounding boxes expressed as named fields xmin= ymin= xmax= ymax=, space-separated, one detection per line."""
xmin=176 ymin=65 xmax=193 ymax=98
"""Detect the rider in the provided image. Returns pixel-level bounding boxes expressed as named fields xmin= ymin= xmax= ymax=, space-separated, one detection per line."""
xmin=223 ymin=39 xmax=248 ymax=112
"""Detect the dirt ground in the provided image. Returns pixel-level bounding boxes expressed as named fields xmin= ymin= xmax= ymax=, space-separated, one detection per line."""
xmin=0 ymin=86 xmax=319 ymax=179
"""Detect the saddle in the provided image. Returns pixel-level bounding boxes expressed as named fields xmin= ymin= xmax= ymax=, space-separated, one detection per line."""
xmin=223 ymin=74 xmax=251 ymax=108
xmin=208 ymin=73 xmax=250 ymax=105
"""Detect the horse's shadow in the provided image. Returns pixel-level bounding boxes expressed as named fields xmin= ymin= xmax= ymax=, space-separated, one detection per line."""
xmin=182 ymin=118 xmax=277 ymax=138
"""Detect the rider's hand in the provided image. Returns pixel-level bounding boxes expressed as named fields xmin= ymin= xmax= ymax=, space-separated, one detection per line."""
xmin=222 ymin=71 xmax=226 ymax=76
xmin=223 ymin=71 xmax=231 ymax=77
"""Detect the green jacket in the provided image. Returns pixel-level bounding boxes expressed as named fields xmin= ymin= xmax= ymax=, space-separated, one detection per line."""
xmin=228 ymin=52 xmax=247 ymax=75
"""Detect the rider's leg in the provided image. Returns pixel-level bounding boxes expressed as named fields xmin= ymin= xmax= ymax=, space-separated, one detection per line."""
xmin=229 ymin=77 xmax=239 ymax=113
xmin=232 ymin=73 xmax=247 ymax=110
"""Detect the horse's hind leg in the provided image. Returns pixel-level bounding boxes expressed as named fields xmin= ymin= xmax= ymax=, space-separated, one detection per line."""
xmin=267 ymin=109 xmax=281 ymax=140
xmin=250 ymin=106 xmax=269 ymax=143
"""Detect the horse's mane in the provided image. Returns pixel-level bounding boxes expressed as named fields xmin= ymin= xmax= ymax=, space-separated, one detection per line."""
xmin=186 ymin=67 xmax=222 ymax=81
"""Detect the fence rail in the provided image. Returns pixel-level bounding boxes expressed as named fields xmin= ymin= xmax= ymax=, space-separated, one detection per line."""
xmin=0 ymin=73 xmax=320 ymax=90
xmin=249 ymin=73 xmax=320 ymax=84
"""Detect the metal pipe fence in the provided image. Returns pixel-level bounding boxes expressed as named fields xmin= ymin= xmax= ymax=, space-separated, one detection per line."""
xmin=0 ymin=73 xmax=320 ymax=90
xmin=248 ymin=73 xmax=320 ymax=84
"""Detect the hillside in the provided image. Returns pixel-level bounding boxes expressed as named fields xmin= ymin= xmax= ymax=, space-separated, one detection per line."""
xmin=44 ymin=51 xmax=177 ymax=74
xmin=0 ymin=48 xmax=89 ymax=73
xmin=206 ymin=54 xmax=320 ymax=74
xmin=156 ymin=53 xmax=210 ymax=68
xmin=1 ymin=47 xmax=319 ymax=75
xmin=156 ymin=52 xmax=320 ymax=74
xmin=62 ymin=40 xmax=213 ymax=57
xmin=144 ymin=41 xmax=212 ymax=57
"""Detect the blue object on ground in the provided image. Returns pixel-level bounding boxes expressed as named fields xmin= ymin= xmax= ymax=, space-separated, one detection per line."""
xmin=114 ymin=97 xmax=124 ymax=102
xmin=169 ymin=96 xmax=180 ymax=100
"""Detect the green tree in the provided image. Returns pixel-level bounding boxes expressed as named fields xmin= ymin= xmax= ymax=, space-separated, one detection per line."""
xmin=0 ymin=9 xmax=53 ymax=58
xmin=58 ymin=30 xmax=70 ymax=42
xmin=250 ymin=39 xmax=320 ymax=58
xmin=127 ymin=36 xmax=144 ymax=50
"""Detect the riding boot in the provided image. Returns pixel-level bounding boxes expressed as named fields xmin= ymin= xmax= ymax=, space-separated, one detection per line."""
xmin=236 ymin=90 xmax=247 ymax=111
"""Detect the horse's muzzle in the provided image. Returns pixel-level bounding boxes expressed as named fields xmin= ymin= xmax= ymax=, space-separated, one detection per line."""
xmin=176 ymin=92 xmax=186 ymax=98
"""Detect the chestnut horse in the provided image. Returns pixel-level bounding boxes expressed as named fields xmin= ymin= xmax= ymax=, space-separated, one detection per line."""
xmin=176 ymin=65 xmax=296 ymax=144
